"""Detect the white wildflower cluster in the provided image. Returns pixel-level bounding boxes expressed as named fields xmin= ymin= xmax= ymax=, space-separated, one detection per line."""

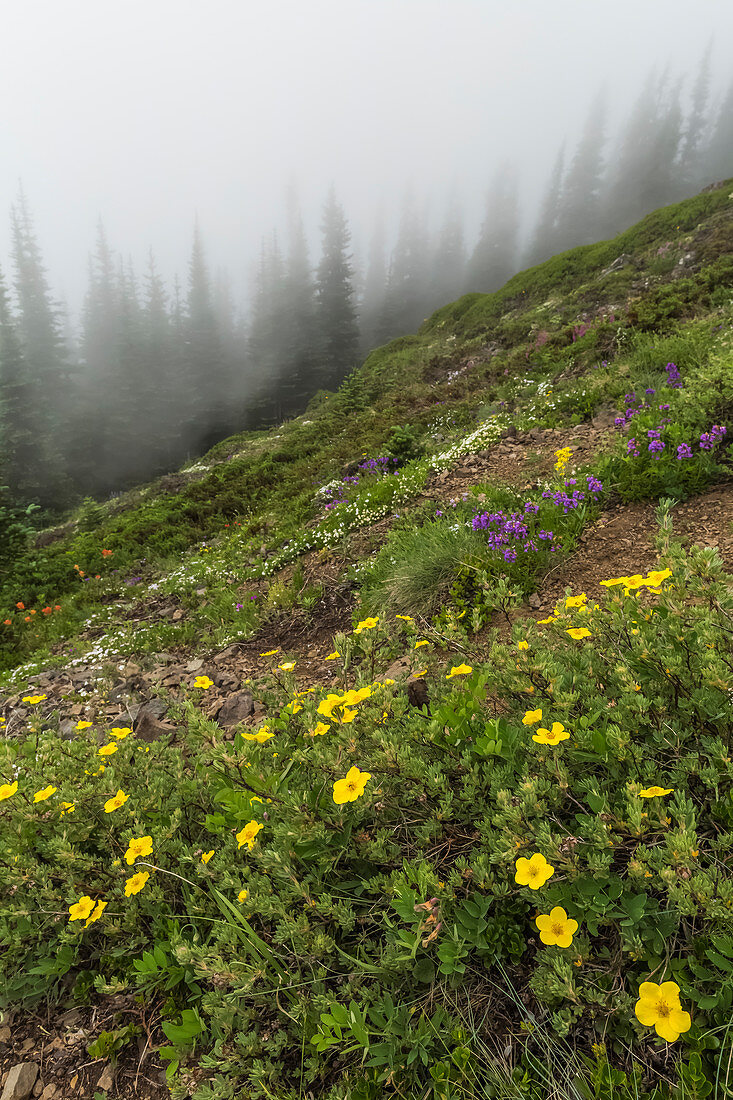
xmin=430 ymin=414 xmax=507 ymax=471
xmin=255 ymin=415 xmax=507 ymax=577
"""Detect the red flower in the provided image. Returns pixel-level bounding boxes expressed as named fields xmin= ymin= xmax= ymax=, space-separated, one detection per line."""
xmin=16 ymin=602 xmax=24 ymax=610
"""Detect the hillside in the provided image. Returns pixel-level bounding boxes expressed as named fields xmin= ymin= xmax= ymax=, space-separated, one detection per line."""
xmin=1 ymin=181 xmax=733 ymax=1100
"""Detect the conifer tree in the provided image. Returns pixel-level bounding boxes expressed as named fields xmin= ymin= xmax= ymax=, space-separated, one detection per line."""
xmin=603 ymin=72 xmax=684 ymax=234
xmin=429 ymin=196 xmax=466 ymax=311
xmin=359 ymin=213 xmax=388 ymax=355
xmin=556 ymin=92 xmax=607 ymax=249
xmin=525 ymin=145 xmax=565 ymax=267
xmin=467 ymin=165 xmax=519 ymax=291
xmin=184 ymin=220 xmax=227 ymax=449
xmin=315 ymin=187 xmax=360 ymax=390
xmin=279 ymin=191 xmax=320 ymax=417
xmin=680 ymin=43 xmax=713 ymax=187
xmin=9 ymin=190 xmax=72 ymax=508
xmin=705 ymin=79 xmax=733 ymax=183
xmin=0 ymin=267 xmax=35 ymax=502
xmin=379 ymin=191 xmax=431 ymax=339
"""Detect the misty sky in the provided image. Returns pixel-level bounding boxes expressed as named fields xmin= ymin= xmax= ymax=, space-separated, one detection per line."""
xmin=2 ymin=0 xmax=731 ymax=311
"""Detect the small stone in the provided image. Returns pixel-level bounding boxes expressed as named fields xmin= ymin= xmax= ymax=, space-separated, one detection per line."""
xmin=215 ymin=691 xmax=254 ymax=729
xmin=185 ymin=658 xmax=204 ymax=672
xmin=96 ymin=1064 xmax=115 ymax=1093
xmin=0 ymin=1026 xmax=10 ymax=1043
xmin=31 ymin=1082 xmax=42 ymax=1098
xmin=1 ymin=1062 xmax=39 ymax=1100
xmin=40 ymin=1086 xmax=57 ymax=1100
xmin=133 ymin=699 xmax=170 ymax=743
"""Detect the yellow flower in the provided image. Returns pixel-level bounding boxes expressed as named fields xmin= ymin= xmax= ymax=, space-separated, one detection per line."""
xmin=565 ymin=593 xmax=587 ymax=609
xmin=241 ymin=726 xmax=274 ymax=743
xmin=201 ymin=850 xmax=214 ymax=863
xmin=194 ymin=675 xmax=214 ymax=689
xmin=68 ymin=895 xmax=96 ymax=921
xmin=104 ymin=789 xmax=129 ymax=813
xmin=22 ymin=694 xmax=46 ymax=705
xmin=396 ymin=614 xmax=413 ymax=620
xmin=260 ymin=649 xmax=279 ymax=656
xmin=412 ymin=670 xmax=427 ymax=679
xmin=317 ymin=693 xmax=344 ymax=718
xmin=354 ymin=616 xmax=379 ymax=634
xmin=514 ymin=852 xmax=555 ymax=889
xmin=639 ymin=786 xmax=673 ymax=798
xmin=342 ymin=687 xmax=372 ymax=705
xmin=124 ymin=835 xmax=153 ymax=865
xmin=98 ymin=742 xmax=118 ymax=756
xmin=339 ymin=707 xmax=358 ymax=724
xmin=533 ymin=722 xmax=570 ymax=745
xmin=635 ymin=981 xmax=691 ymax=1042
xmin=446 ymin=664 xmax=473 ymax=678
xmin=109 ymin=726 xmax=131 ymax=738
xmin=75 ymin=720 xmax=93 ymax=730
xmin=535 ymin=906 xmax=578 ymax=947
xmin=60 ymin=801 xmax=75 ymax=815
xmin=333 ymin=766 xmax=372 ymax=805
xmin=85 ymin=765 xmax=106 ymax=776
xmin=124 ymin=871 xmax=150 ymax=897
xmin=238 ymin=888 xmax=249 ymax=903
xmin=84 ymin=899 xmax=107 ymax=927
xmin=415 ymin=640 xmax=430 ymax=648
xmin=522 ymin=709 xmax=542 ymax=725
xmin=517 ymin=641 xmax=529 ymax=651
xmin=566 ymin=627 xmax=592 ymax=640
xmin=33 ymin=785 xmax=57 ymax=803
xmin=325 ymin=651 xmax=341 ymax=660
xmin=311 ymin=722 xmax=330 ymax=736
xmin=278 ymin=661 xmax=296 ymax=671
xmin=236 ymin=820 xmax=264 ymax=850
xmin=537 ymin=615 xmax=557 ymax=624
xmin=599 ymin=576 xmax=628 ymax=588
xmin=644 ymin=569 xmax=672 ymax=587
xmin=0 ymin=781 xmax=18 ymax=801
xmin=285 ymin=699 xmax=302 ymax=714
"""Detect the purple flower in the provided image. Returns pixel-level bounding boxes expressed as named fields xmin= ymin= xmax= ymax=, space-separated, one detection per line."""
xmin=627 ymin=438 xmax=640 ymax=457
xmin=648 ymin=439 xmax=665 ymax=459
xmin=235 ymin=603 xmax=244 ymax=611
xmin=645 ymin=387 xmax=656 ymax=396
xmin=676 ymin=444 xmax=692 ymax=459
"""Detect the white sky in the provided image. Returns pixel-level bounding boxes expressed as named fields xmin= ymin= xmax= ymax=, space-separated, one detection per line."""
xmin=1 ymin=0 xmax=730 ymax=311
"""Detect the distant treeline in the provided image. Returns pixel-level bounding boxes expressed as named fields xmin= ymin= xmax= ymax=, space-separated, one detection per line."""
xmin=1 ymin=58 xmax=731 ymax=512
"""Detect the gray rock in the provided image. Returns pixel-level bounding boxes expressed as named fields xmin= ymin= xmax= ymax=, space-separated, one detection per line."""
xmin=133 ymin=699 xmax=169 ymax=742
xmin=1 ymin=1063 xmax=39 ymax=1100
xmin=216 ymin=691 xmax=255 ymax=729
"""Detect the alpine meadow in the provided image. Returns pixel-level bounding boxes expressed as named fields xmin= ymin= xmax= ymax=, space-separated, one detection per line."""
xmin=2 ymin=4 xmax=733 ymax=1099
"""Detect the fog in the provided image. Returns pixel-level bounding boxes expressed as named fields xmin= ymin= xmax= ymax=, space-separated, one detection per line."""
xmin=2 ymin=0 xmax=730 ymax=305
xmin=1 ymin=0 xmax=733 ymax=512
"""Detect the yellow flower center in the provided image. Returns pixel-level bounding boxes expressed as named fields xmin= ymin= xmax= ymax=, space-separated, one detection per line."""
xmin=655 ymin=999 xmax=671 ymax=1018
xmin=551 ymin=921 xmax=564 ymax=937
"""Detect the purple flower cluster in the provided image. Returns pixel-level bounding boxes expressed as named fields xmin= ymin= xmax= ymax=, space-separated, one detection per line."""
xmin=471 ymin=478 xmax=602 ymax=563
xmin=472 ymin=507 xmax=558 ymax=561
xmin=541 ymin=475 xmax=603 ymax=514
xmin=358 ymin=456 xmax=399 ymax=473
xmin=627 ymin=438 xmax=640 ymax=457
xmin=699 ymin=425 xmax=727 ymax=451
xmin=665 ymin=362 xmax=682 ymax=388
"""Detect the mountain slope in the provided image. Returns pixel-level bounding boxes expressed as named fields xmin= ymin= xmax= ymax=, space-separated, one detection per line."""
xmin=1 ymin=181 xmax=733 ymax=1100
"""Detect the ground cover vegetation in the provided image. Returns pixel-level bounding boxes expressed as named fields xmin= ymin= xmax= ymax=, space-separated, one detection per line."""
xmin=1 ymin=184 xmax=733 ymax=1098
